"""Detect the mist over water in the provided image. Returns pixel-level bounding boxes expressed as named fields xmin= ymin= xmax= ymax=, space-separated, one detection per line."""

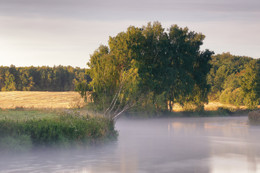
xmin=1 ymin=116 xmax=260 ymax=173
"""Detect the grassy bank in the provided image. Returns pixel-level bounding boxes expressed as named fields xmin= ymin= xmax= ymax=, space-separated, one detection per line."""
xmin=171 ymin=108 xmax=249 ymax=117
xmin=125 ymin=106 xmax=251 ymax=118
xmin=0 ymin=110 xmax=117 ymax=152
xmin=1 ymin=91 xmax=259 ymax=111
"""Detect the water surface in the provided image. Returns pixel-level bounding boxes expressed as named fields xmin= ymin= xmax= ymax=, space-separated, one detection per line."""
xmin=1 ymin=116 xmax=260 ymax=173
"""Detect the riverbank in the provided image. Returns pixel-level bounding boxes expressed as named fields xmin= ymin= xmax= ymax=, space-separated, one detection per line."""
xmin=0 ymin=109 xmax=117 ymax=152
xmin=1 ymin=91 xmax=258 ymax=111
xmin=1 ymin=116 xmax=256 ymax=172
xmin=124 ymin=108 xmax=250 ymax=119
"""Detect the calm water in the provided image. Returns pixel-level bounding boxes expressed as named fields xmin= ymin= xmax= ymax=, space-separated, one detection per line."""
xmin=1 ymin=116 xmax=260 ymax=173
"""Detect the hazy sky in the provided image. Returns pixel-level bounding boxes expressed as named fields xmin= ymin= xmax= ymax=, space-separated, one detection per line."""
xmin=0 ymin=0 xmax=259 ymax=68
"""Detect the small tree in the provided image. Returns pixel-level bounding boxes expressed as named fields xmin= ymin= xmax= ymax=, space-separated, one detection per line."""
xmin=104 ymin=67 xmax=140 ymax=120
xmin=75 ymin=80 xmax=89 ymax=101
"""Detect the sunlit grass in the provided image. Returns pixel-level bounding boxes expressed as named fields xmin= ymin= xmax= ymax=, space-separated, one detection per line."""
xmin=0 ymin=91 xmax=85 ymax=109
xmin=0 ymin=109 xmax=59 ymax=121
xmin=0 ymin=91 xmax=257 ymax=114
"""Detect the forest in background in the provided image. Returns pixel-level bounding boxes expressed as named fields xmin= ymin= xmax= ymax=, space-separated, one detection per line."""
xmin=208 ymin=53 xmax=260 ymax=108
xmin=0 ymin=54 xmax=259 ymax=110
xmin=0 ymin=65 xmax=90 ymax=91
xmin=0 ymin=22 xmax=259 ymax=112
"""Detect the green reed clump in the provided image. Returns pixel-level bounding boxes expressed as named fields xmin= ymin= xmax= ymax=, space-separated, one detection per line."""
xmin=0 ymin=111 xmax=117 ymax=150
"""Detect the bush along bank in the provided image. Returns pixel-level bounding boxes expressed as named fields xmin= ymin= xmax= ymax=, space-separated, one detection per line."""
xmin=0 ymin=111 xmax=117 ymax=152
xmin=248 ymin=109 xmax=260 ymax=124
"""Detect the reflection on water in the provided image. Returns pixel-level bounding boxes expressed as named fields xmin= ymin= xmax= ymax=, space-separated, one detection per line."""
xmin=0 ymin=116 xmax=260 ymax=173
xmin=170 ymin=117 xmax=259 ymax=173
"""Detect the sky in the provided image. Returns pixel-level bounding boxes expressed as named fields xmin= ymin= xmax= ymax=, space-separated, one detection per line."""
xmin=0 ymin=0 xmax=259 ymax=68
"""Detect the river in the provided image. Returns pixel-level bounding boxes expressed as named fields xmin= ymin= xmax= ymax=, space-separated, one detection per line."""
xmin=0 ymin=116 xmax=260 ymax=173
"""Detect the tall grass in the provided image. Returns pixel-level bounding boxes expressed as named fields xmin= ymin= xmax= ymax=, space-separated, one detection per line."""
xmin=0 ymin=110 xmax=117 ymax=152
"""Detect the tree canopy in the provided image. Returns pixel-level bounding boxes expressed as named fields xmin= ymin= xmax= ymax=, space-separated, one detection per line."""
xmin=84 ymin=22 xmax=214 ymax=117
xmin=208 ymin=52 xmax=260 ymax=108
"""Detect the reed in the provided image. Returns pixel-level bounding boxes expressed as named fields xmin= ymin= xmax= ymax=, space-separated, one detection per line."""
xmin=0 ymin=110 xmax=117 ymax=151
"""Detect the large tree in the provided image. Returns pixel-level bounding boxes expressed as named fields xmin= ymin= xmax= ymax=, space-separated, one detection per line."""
xmin=85 ymin=22 xmax=213 ymax=118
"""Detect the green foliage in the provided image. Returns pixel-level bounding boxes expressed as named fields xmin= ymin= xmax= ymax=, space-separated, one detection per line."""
xmin=208 ymin=52 xmax=252 ymax=95
xmin=84 ymin=22 xmax=213 ymax=115
xmin=131 ymin=92 xmax=168 ymax=115
xmin=0 ymin=111 xmax=117 ymax=149
xmin=1 ymin=71 xmax=16 ymax=91
xmin=219 ymin=88 xmax=244 ymax=106
xmin=208 ymin=52 xmax=259 ymax=108
xmin=87 ymin=46 xmax=119 ymax=111
xmin=0 ymin=65 xmax=90 ymax=91
xmin=0 ymin=110 xmax=59 ymax=121
xmin=240 ymin=60 xmax=260 ymax=109
xmin=215 ymin=107 xmax=232 ymax=115
xmin=75 ymin=80 xmax=89 ymax=100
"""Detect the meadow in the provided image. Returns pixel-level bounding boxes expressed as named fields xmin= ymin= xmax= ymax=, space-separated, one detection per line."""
xmin=0 ymin=91 xmax=253 ymax=111
xmin=0 ymin=91 xmax=85 ymax=109
xmin=0 ymin=92 xmax=117 ymax=152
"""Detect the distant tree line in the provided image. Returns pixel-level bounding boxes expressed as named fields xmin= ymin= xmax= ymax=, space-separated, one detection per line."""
xmin=208 ymin=52 xmax=260 ymax=108
xmin=0 ymin=65 xmax=90 ymax=91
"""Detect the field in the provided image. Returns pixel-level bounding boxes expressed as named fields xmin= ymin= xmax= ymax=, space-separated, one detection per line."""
xmin=0 ymin=91 xmax=85 ymax=109
xmin=1 ymin=91 xmax=257 ymax=111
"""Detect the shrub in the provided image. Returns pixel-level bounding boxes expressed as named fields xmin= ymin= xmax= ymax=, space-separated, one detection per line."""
xmin=248 ymin=110 xmax=260 ymax=124
xmin=219 ymin=88 xmax=244 ymax=106
xmin=216 ymin=107 xmax=232 ymax=115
